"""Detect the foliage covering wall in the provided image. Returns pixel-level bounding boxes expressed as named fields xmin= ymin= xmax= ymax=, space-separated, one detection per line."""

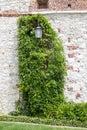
xmin=17 ymin=14 xmax=66 ymax=117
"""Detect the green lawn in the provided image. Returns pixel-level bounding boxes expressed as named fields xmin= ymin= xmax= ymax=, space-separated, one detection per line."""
xmin=0 ymin=122 xmax=86 ymax=130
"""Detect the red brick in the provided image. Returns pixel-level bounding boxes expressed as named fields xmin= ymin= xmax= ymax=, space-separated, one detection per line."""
xmin=67 ymin=65 xmax=73 ymax=70
xmin=68 ymin=38 xmax=71 ymax=42
xmin=67 ymin=45 xmax=79 ymax=50
xmin=58 ymin=28 xmax=61 ymax=33
xmin=67 ymin=87 xmax=74 ymax=92
xmin=76 ymin=93 xmax=81 ymax=99
xmin=68 ymin=53 xmax=75 ymax=58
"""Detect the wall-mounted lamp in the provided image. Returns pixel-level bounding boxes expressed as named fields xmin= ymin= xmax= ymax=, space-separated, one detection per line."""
xmin=35 ymin=19 xmax=42 ymax=38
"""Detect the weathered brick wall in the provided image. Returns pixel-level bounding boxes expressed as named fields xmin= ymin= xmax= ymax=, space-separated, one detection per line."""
xmin=0 ymin=0 xmax=87 ymax=13
xmin=30 ymin=0 xmax=87 ymax=11
xmin=49 ymin=0 xmax=87 ymax=10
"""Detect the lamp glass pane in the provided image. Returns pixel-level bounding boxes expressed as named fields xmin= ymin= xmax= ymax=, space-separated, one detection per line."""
xmin=35 ymin=26 xmax=42 ymax=38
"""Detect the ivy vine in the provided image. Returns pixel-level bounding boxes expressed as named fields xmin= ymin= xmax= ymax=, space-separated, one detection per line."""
xmin=17 ymin=14 xmax=67 ymax=117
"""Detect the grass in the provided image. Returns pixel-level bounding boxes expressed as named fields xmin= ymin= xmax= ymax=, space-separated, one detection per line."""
xmin=0 ymin=122 xmax=86 ymax=130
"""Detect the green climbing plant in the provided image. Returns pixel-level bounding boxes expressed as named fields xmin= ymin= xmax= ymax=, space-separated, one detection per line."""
xmin=17 ymin=14 xmax=67 ymax=117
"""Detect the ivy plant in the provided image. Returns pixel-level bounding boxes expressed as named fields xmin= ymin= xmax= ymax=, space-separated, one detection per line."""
xmin=17 ymin=14 xmax=67 ymax=117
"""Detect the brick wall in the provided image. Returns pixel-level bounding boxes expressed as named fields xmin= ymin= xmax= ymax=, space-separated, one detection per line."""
xmin=30 ymin=0 xmax=87 ymax=11
xmin=0 ymin=0 xmax=87 ymax=14
xmin=49 ymin=0 xmax=87 ymax=10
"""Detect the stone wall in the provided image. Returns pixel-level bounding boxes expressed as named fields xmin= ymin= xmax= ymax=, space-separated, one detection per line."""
xmin=1 ymin=0 xmax=87 ymax=14
xmin=0 ymin=0 xmax=31 ymax=13
xmin=0 ymin=0 xmax=30 ymax=114
xmin=0 ymin=11 xmax=87 ymax=114
xmin=45 ymin=12 xmax=87 ymax=102
xmin=30 ymin=0 xmax=87 ymax=12
xmin=0 ymin=17 xmax=19 ymax=114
